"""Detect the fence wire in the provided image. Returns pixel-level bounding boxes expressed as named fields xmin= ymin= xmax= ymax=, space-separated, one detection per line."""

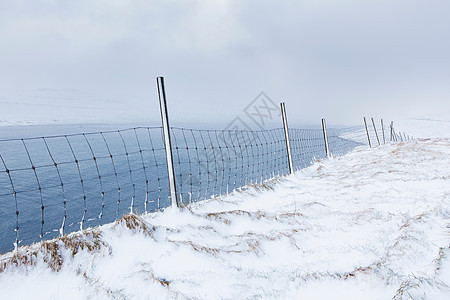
xmin=0 ymin=122 xmax=406 ymax=253
xmin=0 ymin=127 xmax=169 ymax=253
xmin=170 ymin=128 xmax=290 ymax=204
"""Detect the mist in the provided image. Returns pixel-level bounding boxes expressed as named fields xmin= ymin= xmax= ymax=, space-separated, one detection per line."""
xmin=1 ymin=0 xmax=449 ymax=128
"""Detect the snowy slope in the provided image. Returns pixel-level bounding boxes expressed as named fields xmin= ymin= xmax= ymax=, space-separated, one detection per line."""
xmin=396 ymin=112 xmax=450 ymax=138
xmin=0 ymin=137 xmax=449 ymax=299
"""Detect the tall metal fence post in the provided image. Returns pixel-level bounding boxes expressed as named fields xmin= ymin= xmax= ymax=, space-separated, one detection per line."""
xmin=364 ymin=117 xmax=371 ymax=148
xmin=280 ymin=102 xmax=294 ymax=174
xmin=381 ymin=119 xmax=386 ymax=144
xmin=157 ymin=76 xmax=179 ymax=208
xmin=371 ymin=117 xmax=380 ymax=146
xmin=321 ymin=118 xmax=330 ymax=158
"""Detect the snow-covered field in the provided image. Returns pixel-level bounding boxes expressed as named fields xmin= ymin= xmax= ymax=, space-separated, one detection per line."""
xmin=396 ymin=112 xmax=450 ymax=139
xmin=0 ymin=122 xmax=449 ymax=299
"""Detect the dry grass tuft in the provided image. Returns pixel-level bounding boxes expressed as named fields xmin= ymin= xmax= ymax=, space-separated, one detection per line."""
xmin=343 ymin=266 xmax=372 ymax=279
xmin=206 ymin=209 xmax=271 ymax=225
xmin=280 ymin=212 xmax=304 ymax=218
xmin=206 ymin=209 xmax=303 ymax=227
xmin=169 ymin=240 xmax=220 ymax=255
xmin=168 ymin=234 xmax=264 ymax=255
xmin=114 ymin=213 xmax=155 ymax=237
xmin=208 ymin=209 xmax=251 ymax=218
xmin=247 ymin=178 xmax=280 ymax=192
xmin=433 ymin=246 xmax=448 ymax=273
xmin=0 ymin=229 xmax=107 ymax=272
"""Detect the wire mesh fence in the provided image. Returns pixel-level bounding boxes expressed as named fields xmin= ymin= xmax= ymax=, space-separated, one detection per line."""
xmin=0 ymin=119 xmax=409 ymax=253
xmin=0 ymin=127 xmax=170 ymax=253
xmin=170 ymin=127 xmax=290 ymax=205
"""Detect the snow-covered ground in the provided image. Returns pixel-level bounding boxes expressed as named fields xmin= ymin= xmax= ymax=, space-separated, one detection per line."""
xmin=396 ymin=112 xmax=450 ymax=139
xmin=0 ymin=127 xmax=449 ymax=298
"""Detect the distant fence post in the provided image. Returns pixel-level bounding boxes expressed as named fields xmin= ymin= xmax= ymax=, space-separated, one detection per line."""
xmin=280 ymin=102 xmax=294 ymax=174
xmin=321 ymin=118 xmax=330 ymax=158
xmin=390 ymin=121 xmax=393 ymax=141
xmin=381 ymin=119 xmax=386 ymax=144
xmin=392 ymin=121 xmax=399 ymax=142
xmin=390 ymin=121 xmax=396 ymax=142
xmin=157 ymin=76 xmax=179 ymax=208
xmin=363 ymin=117 xmax=371 ymax=148
xmin=371 ymin=117 xmax=380 ymax=146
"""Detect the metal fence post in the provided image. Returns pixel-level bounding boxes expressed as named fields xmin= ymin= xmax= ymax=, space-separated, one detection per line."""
xmin=363 ymin=117 xmax=371 ymax=148
xmin=371 ymin=117 xmax=380 ymax=146
xmin=321 ymin=118 xmax=330 ymax=158
xmin=157 ymin=76 xmax=179 ymax=208
xmin=390 ymin=121 xmax=395 ymax=142
xmin=390 ymin=121 xmax=393 ymax=142
xmin=280 ymin=102 xmax=294 ymax=174
xmin=381 ymin=119 xmax=386 ymax=144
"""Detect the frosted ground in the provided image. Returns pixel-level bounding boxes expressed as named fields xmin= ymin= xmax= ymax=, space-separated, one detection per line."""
xmin=0 ymin=115 xmax=449 ymax=299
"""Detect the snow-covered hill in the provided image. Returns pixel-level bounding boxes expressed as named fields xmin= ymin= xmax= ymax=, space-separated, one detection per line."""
xmin=396 ymin=112 xmax=450 ymax=139
xmin=0 ymin=136 xmax=448 ymax=299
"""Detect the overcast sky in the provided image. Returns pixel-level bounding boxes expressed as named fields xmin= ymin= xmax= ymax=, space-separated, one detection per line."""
xmin=0 ymin=0 xmax=449 ymax=128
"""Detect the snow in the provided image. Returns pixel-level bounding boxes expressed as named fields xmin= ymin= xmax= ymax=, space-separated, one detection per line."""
xmin=0 ymin=121 xmax=449 ymax=299
xmin=396 ymin=111 xmax=450 ymax=139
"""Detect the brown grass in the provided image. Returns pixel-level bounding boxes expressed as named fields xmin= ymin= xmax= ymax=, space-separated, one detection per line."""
xmin=114 ymin=213 xmax=155 ymax=237
xmin=247 ymin=179 xmax=280 ymax=192
xmin=0 ymin=229 xmax=107 ymax=272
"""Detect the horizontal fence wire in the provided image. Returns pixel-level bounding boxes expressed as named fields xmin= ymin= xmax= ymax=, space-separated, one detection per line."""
xmin=327 ymin=126 xmax=368 ymax=155
xmin=169 ymin=128 xmax=289 ymax=204
xmin=0 ymin=122 xmax=407 ymax=253
xmin=0 ymin=127 xmax=169 ymax=254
